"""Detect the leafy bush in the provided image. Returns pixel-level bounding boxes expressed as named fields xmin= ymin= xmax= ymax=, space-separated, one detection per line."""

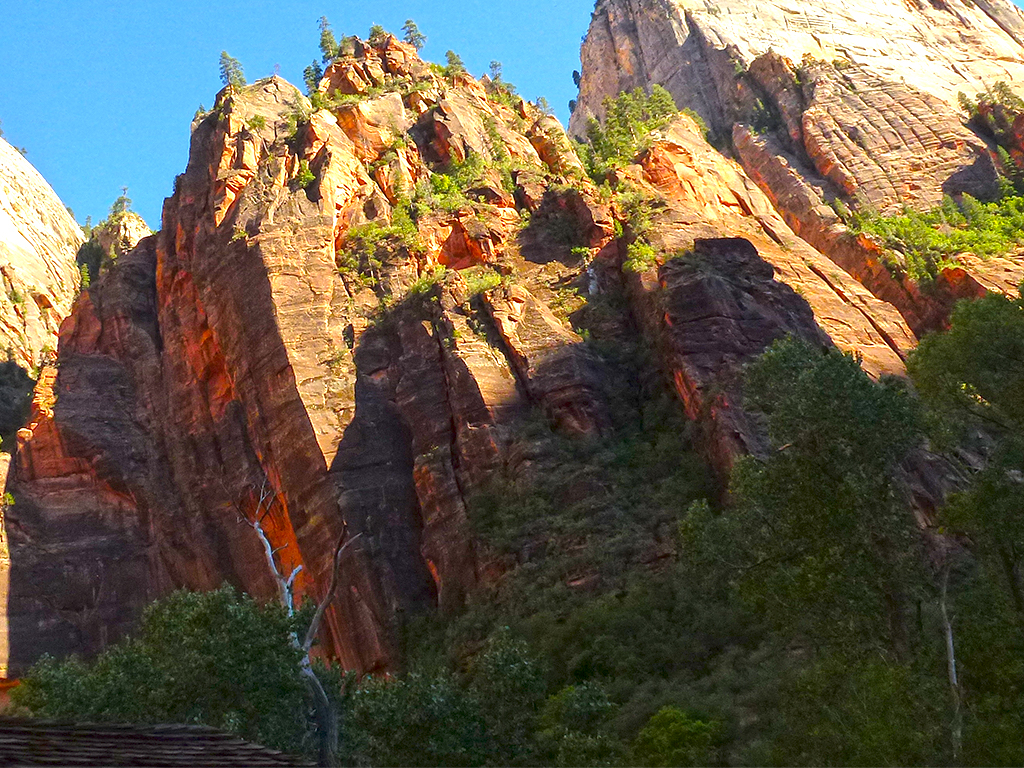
xmin=852 ymin=193 xmax=1024 ymax=281
xmin=294 ymin=160 xmax=315 ymax=189
xmin=14 ymin=586 xmax=311 ymax=755
xmin=630 ymin=707 xmax=718 ymax=767
xmin=463 ymin=267 xmax=503 ymax=296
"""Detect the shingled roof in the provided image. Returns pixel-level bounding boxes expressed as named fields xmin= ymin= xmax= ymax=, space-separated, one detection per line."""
xmin=0 ymin=717 xmax=309 ymax=766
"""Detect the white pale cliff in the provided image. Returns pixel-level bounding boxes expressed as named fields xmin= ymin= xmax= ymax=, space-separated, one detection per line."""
xmin=0 ymin=138 xmax=82 ymax=369
xmin=571 ymin=0 xmax=1024 ymax=134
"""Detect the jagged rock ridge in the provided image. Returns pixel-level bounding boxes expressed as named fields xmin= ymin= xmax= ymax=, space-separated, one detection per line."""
xmin=0 ymin=27 xmax=974 ymax=677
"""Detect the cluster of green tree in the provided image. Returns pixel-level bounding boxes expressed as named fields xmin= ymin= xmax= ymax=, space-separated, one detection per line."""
xmin=575 ymin=86 xmax=681 ymax=181
xmin=958 ymin=81 xmax=1024 ymax=182
xmin=302 ymin=18 xmax=426 ymax=97
xmin=850 ymin=193 xmax=1024 ymax=282
xmin=76 ymin=188 xmax=136 ymax=288
xmin=843 ymin=80 xmax=1024 ymax=282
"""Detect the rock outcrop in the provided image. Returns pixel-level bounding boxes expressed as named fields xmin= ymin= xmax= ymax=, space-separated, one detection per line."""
xmin=0 ymin=138 xmax=82 ymax=371
xmin=572 ymin=0 xmax=1024 ymax=332
xmin=0 ymin=22 xmax=992 ymax=677
xmin=622 ymin=114 xmax=917 ymax=475
xmin=572 ymin=0 xmax=1024 ymax=137
xmin=0 ymin=38 xmax=609 ymax=675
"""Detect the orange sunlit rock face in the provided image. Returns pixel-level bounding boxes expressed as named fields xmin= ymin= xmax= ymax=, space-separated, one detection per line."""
xmin=2 ymin=17 xmax=1002 ymax=675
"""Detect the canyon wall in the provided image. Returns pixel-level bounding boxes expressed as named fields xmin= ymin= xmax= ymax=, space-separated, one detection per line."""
xmin=0 ymin=139 xmax=81 ymax=370
xmin=572 ymin=0 xmax=1024 ymax=333
xmin=0 ymin=19 xmax=1000 ymax=674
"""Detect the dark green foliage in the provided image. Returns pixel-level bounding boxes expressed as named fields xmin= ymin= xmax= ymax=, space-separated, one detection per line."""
xmin=749 ymin=97 xmax=781 ymax=135
xmin=368 ymin=24 xmax=387 ymax=44
xmin=303 ymin=60 xmax=324 ymax=95
xmin=537 ymin=687 xmax=622 ymax=767
xmin=768 ymin=654 xmax=944 ymax=767
xmin=578 ymin=86 xmax=678 ymax=180
xmin=402 ymin=19 xmax=426 ymax=51
xmin=344 ymin=671 xmax=486 ymax=766
xmin=318 ymin=16 xmax=339 ymax=64
xmin=852 ymin=194 xmax=1024 ymax=281
xmin=907 ymin=288 xmax=1024 ymax=765
xmin=342 ymin=632 xmax=550 ymax=767
xmin=13 ymin=586 xmax=311 ymax=755
xmin=218 ymin=51 xmax=246 ymax=88
xmin=630 ymin=707 xmax=718 ymax=767
xmin=682 ymin=337 xmax=924 ymax=649
xmin=908 ymin=288 xmax=1024 ymax=436
xmin=79 ymin=263 xmax=91 ymax=289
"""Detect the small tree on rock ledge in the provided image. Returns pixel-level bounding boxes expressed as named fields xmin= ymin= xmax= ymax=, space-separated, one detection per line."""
xmin=219 ymin=51 xmax=246 ymax=88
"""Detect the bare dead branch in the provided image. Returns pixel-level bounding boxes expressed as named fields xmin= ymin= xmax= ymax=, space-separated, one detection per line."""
xmin=303 ymin=531 xmax=363 ymax=654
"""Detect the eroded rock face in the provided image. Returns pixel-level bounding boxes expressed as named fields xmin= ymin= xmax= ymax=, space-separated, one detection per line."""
xmin=621 ymin=114 xmax=918 ymax=476
xmin=572 ymin=0 xmax=1024 ymax=137
xmin=0 ymin=138 xmax=82 ymax=370
xmin=2 ymin=28 xmax=983 ymax=676
xmin=1 ymin=39 xmax=606 ymax=674
xmin=572 ymin=0 xmax=1024 ymax=333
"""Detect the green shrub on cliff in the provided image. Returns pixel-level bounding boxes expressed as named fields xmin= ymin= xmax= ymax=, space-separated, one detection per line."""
xmin=577 ymin=86 xmax=678 ymax=180
xmin=852 ymin=193 xmax=1024 ymax=281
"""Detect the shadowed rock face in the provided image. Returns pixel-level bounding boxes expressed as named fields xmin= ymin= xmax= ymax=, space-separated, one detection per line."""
xmin=572 ymin=0 xmax=1024 ymax=333
xmin=0 ymin=30 xmax=977 ymax=675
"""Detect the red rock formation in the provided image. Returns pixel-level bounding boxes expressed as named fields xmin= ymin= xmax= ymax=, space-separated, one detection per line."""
xmin=0 ymin=38 xmax=605 ymax=674
xmin=572 ymin=0 xmax=1024 ymax=333
xmin=2 ymin=25 xmax=990 ymax=676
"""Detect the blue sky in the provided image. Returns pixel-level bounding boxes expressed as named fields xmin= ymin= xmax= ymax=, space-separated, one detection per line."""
xmin=0 ymin=0 xmax=594 ymax=228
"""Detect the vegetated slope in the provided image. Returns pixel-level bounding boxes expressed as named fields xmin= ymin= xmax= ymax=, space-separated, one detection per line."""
xmin=0 ymin=29 xmax=957 ymax=686
xmin=572 ymin=0 xmax=1024 ymax=333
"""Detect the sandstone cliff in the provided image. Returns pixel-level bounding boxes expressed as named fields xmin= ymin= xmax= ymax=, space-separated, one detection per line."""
xmin=572 ymin=0 xmax=1024 ymax=333
xmin=0 ymin=139 xmax=82 ymax=371
xmin=0 ymin=28 xmax=977 ymax=677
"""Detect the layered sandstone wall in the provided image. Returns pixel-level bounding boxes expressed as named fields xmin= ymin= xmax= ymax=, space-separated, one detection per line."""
xmin=0 ymin=139 xmax=82 ymax=370
xmin=572 ymin=0 xmax=1024 ymax=334
xmin=0 ymin=27 xmax=979 ymax=676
